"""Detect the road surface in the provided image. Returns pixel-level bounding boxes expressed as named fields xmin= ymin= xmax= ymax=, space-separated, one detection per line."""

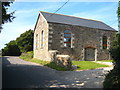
xmin=2 ymin=56 xmax=110 ymax=88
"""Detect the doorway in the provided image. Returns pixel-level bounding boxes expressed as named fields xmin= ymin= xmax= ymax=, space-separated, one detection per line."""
xmin=85 ymin=48 xmax=95 ymax=61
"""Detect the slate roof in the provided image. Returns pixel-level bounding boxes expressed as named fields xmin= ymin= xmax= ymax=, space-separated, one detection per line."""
xmin=40 ymin=11 xmax=116 ymax=31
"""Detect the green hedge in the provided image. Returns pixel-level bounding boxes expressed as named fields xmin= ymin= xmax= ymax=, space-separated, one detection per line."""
xmin=103 ymin=34 xmax=120 ymax=88
xmin=103 ymin=68 xmax=120 ymax=88
xmin=20 ymin=51 xmax=33 ymax=60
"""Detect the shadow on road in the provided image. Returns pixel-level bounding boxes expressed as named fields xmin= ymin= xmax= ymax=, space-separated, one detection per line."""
xmin=2 ymin=57 xmax=105 ymax=88
xmin=2 ymin=57 xmax=60 ymax=88
xmin=2 ymin=57 xmax=11 ymax=67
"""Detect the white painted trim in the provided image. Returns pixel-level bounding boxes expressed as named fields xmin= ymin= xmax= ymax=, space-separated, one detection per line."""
xmin=60 ymin=40 xmax=63 ymax=43
xmin=49 ymin=23 xmax=52 ymax=26
xmin=60 ymin=33 xmax=64 ymax=47
xmin=95 ymin=49 xmax=97 ymax=61
xmin=49 ymin=27 xmax=52 ymax=29
xmin=107 ymin=37 xmax=110 ymax=49
xmin=83 ymin=48 xmax=85 ymax=61
xmin=49 ymin=40 xmax=52 ymax=43
xmin=60 ymin=45 xmax=64 ymax=47
xmin=71 ymin=33 xmax=75 ymax=48
xmin=49 ymin=31 xmax=53 ymax=34
xmin=71 ymin=46 xmax=75 ymax=48
xmin=49 ymin=35 xmax=53 ymax=38
xmin=48 ymin=44 xmax=51 ymax=47
xmin=100 ymin=37 xmax=102 ymax=49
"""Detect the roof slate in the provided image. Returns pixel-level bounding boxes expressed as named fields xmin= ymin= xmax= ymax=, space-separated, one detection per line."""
xmin=40 ymin=11 xmax=116 ymax=31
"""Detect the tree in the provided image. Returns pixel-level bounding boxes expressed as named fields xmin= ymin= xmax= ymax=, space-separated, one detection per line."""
xmin=2 ymin=40 xmax=21 ymax=56
xmin=2 ymin=29 xmax=33 ymax=56
xmin=0 ymin=1 xmax=15 ymax=32
xmin=16 ymin=29 xmax=34 ymax=52
xmin=103 ymin=1 xmax=120 ymax=88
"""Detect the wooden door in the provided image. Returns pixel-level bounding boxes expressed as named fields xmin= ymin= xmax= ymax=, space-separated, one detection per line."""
xmin=85 ymin=48 xmax=95 ymax=61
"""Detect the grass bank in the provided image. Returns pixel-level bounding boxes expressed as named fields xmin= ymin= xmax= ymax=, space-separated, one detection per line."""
xmin=20 ymin=51 xmax=67 ymax=71
xmin=97 ymin=60 xmax=113 ymax=62
xmin=72 ymin=61 xmax=109 ymax=71
xmin=20 ymin=51 xmax=110 ymax=71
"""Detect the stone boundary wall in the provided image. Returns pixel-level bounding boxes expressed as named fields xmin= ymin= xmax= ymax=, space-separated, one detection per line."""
xmin=55 ymin=55 xmax=72 ymax=70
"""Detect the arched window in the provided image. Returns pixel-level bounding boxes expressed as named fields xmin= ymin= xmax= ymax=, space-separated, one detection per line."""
xmin=36 ymin=34 xmax=38 ymax=49
xmin=64 ymin=30 xmax=72 ymax=48
xmin=103 ymin=36 xmax=107 ymax=49
xmin=41 ymin=31 xmax=44 ymax=48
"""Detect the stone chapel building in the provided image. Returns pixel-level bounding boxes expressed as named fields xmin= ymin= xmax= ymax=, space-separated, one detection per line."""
xmin=34 ymin=11 xmax=117 ymax=61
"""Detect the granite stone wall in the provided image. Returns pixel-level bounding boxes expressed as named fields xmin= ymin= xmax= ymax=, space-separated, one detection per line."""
xmin=48 ymin=22 xmax=116 ymax=61
xmin=34 ymin=15 xmax=116 ymax=62
xmin=34 ymin=13 xmax=50 ymax=61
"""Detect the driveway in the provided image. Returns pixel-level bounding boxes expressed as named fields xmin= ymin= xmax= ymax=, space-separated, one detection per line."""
xmin=2 ymin=56 xmax=111 ymax=88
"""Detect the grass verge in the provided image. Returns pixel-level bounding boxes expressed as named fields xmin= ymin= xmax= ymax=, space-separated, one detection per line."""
xmin=72 ymin=61 xmax=110 ymax=71
xmin=20 ymin=53 xmax=67 ymax=71
xmin=20 ymin=51 xmax=110 ymax=71
xmin=97 ymin=60 xmax=113 ymax=62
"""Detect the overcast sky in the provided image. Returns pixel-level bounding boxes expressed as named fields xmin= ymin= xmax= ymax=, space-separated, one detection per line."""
xmin=0 ymin=1 xmax=118 ymax=49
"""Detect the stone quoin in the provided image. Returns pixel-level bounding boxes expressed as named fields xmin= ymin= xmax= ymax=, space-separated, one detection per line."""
xmin=34 ymin=11 xmax=117 ymax=63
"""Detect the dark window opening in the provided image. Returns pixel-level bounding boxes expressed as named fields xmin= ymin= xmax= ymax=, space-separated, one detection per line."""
xmin=103 ymin=36 xmax=107 ymax=49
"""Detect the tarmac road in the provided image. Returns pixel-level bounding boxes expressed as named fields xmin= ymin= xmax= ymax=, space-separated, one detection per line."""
xmin=2 ymin=56 xmax=111 ymax=88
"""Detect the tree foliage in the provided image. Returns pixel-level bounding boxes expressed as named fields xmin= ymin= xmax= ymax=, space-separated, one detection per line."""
xmin=109 ymin=34 xmax=120 ymax=69
xmin=16 ymin=29 xmax=34 ymax=52
xmin=0 ymin=1 xmax=15 ymax=31
xmin=2 ymin=40 xmax=21 ymax=56
xmin=2 ymin=29 xmax=34 ymax=56
xmin=2 ymin=1 xmax=15 ymax=24
xmin=117 ymin=1 xmax=120 ymax=17
xmin=103 ymin=69 xmax=120 ymax=88
xmin=103 ymin=34 xmax=120 ymax=88
xmin=103 ymin=2 xmax=120 ymax=88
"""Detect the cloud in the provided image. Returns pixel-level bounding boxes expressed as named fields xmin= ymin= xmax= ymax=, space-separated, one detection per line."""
xmin=0 ymin=21 xmax=35 ymax=49
xmin=1 ymin=2 xmax=118 ymax=49
xmin=72 ymin=3 xmax=118 ymax=30
xmin=15 ymin=3 xmax=60 ymax=15
xmin=73 ymin=4 xmax=116 ymax=19
xmin=0 ymin=2 xmax=61 ymax=49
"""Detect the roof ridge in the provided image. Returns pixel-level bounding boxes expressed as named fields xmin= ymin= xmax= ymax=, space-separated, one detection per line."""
xmin=40 ymin=11 xmax=101 ymax=22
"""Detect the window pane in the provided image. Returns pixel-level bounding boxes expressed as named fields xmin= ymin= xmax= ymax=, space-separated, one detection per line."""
xmin=64 ymin=34 xmax=71 ymax=37
xmin=64 ymin=43 xmax=71 ymax=47
xmin=63 ymin=30 xmax=72 ymax=48
xmin=64 ymin=38 xmax=71 ymax=42
xmin=36 ymin=34 xmax=38 ymax=49
xmin=64 ymin=43 xmax=67 ymax=47
xmin=66 ymin=43 xmax=71 ymax=47
xmin=41 ymin=31 xmax=44 ymax=48
xmin=64 ymin=30 xmax=71 ymax=33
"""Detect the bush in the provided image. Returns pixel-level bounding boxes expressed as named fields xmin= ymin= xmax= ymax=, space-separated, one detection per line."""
xmin=103 ymin=34 xmax=120 ymax=88
xmin=103 ymin=68 xmax=120 ymax=88
xmin=20 ymin=51 xmax=33 ymax=60
xmin=109 ymin=46 xmax=120 ymax=68
xmin=109 ymin=34 xmax=120 ymax=69
xmin=45 ymin=62 xmax=67 ymax=71
xmin=2 ymin=40 xmax=21 ymax=56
